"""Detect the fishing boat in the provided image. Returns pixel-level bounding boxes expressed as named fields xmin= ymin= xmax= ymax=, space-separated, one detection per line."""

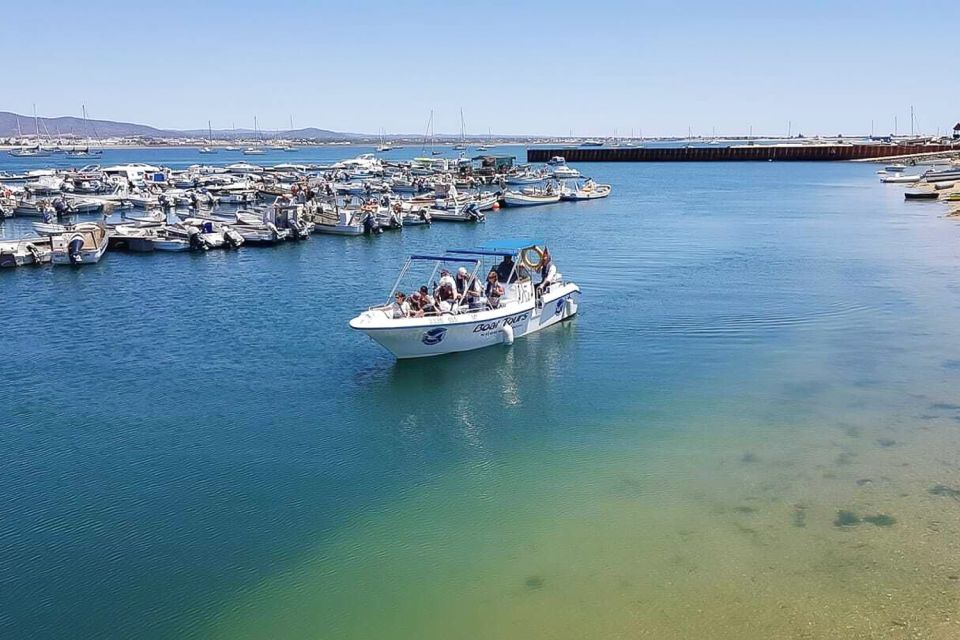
xmin=349 ymin=239 xmax=580 ymax=358
xmin=560 ymin=179 xmax=611 ymax=200
xmin=904 ymin=190 xmax=938 ymax=200
xmin=502 ymin=186 xmax=561 ymax=207
xmin=50 ymin=223 xmax=108 ymax=265
xmin=884 ymin=164 xmax=906 ymax=173
xmin=427 ymin=203 xmax=485 ymax=223
xmin=152 ymin=237 xmax=192 ymax=252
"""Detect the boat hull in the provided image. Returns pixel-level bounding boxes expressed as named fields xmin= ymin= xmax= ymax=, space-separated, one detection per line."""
xmin=350 ymin=284 xmax=580 ymax=358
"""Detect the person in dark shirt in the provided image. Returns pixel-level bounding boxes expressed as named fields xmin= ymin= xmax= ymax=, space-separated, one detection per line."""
xmin=495 ymin=255 xmax=516 ymax=283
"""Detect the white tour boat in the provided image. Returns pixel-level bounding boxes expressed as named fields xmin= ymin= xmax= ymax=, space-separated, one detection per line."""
xmin=349 ymin=239 xmax=580 ymax=358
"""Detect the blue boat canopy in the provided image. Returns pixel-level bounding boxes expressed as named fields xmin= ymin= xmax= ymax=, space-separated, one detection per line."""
xmin=448 ymin=238 xmax=544 ymax=257
xmin=409 ymin=254 xmax=480 ymax=264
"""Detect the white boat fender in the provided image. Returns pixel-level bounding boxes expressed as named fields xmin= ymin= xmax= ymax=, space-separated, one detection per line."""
xmin=565 ymin=297 xmax=574 ymax=316
xmin=501 ymin=323 xmax=514 ymax=345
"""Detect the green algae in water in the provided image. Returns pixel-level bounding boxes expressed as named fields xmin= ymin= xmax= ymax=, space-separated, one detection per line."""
xmin=863 ymin=514 xmax=897 ymax=527
xmin=740 ymin=452 xmax=759 ymax=464
xmin=834 ymin=510 xmax=861 ymax=527
xmin=524 ymin=576 xmax=544 ymax=590
xmin=929 ymin=484 xmax=960 ymax=499
xmin=734 ymin=506 xmax=757 ymax=514
xmin=877 ymin=438 xmax=897 ymax=448
xmin=792 ymin=505 xmax=807 ymax=528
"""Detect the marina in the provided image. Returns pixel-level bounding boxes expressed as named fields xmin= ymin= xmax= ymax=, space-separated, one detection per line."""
xmin=5 ymin=2 xmax=960 ymax=638
xmin=0 ymin=148 xmax=611 ymax=270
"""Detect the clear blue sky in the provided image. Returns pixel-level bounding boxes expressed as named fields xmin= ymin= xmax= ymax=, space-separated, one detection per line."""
xmin=4 ymin=0 xmax=958 ymax=137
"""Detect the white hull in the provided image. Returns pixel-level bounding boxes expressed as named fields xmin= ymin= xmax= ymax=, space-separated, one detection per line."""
xmin=313 ymin=224 xmax=364 ymax=236
xmin=350 ymin=284 xmax=580 ymax=358
xmin=503 ymin=192 xmax=561 ymax=207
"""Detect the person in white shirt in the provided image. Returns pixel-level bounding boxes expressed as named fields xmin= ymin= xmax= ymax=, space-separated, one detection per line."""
xmin=390 ymin=292 xmax=411 ymax=318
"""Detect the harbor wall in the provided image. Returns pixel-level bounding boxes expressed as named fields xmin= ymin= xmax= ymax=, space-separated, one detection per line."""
xmin=527 ymin=145 xmax=958 ymax=163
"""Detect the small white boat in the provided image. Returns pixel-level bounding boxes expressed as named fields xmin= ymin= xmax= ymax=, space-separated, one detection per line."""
xmin=885 ymin=164 xmax=906 ymax=173
xmin=879 ymin=174 xmax=922 ymax=184
xmin=502 ymin=188 xmax=561 ymax=207
xmin=198 ymin=147 xmax=218 ymax=154
xmin=551 ymin=165 xmax=581 ymax=179
xmin=50 ymin=223 xmax=109 ymax=265
xmin=505 ymin=173 xmax=544 ymax=186
xmin=349 ymin=239 xmax=580 ymax=359
xmin=243 ymin=147 xmax=266 ymax=155
xmin=546 ymin=156 xmax=566 ymax=166
xmin=560 ymin=180 xmax=612 ymax=200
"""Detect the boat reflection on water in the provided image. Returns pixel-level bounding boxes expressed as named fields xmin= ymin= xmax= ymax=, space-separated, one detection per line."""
xmin=364 ymin=319 xmax=579 ymax=448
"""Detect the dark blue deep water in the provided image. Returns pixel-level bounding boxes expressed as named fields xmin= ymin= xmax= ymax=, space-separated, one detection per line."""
xmin=3 ymin=147 xmax=960 ymax=639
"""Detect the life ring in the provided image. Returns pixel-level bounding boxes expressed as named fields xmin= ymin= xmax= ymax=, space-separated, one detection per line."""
xmin=521 ymin=246 xmax=545 ymax=270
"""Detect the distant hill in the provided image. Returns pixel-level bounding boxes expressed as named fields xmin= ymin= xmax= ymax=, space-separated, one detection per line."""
xmin=0 ymin=111 xmax=355 ymax=140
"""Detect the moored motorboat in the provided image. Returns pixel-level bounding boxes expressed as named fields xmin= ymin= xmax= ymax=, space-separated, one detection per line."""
xmin=904 ymin=190 xmax=939 ymax=200
xmin=559 ymin=179 xmax=612 ymax=201
xmin=349 ymin=239 xmax=580 ymax=358
xmin=880 ymin=174 xmax=921 ymax=184
xmin=0 ymin=238 xmax=52 ymax=267
xmin=50 ymin=223 xmax=109 ymax=265
xmin=502 ymin=187 xmax=561 ymax=207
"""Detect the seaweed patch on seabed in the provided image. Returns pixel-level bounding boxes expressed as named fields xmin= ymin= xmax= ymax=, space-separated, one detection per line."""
xmin=833 ymin=509 xmax=897 ymax=527
xmin=792 ymin=504 xmax=807 ymax=527
xmin=929 ymin=484 xmax=960 ymax=500
xmin=524 ymin=576 xmax=545 ymax=590
xmin=877 ymin=438 xmax=897 ymax=448
xmin=740 ymin=452 xmax=759 ymax=464
xmin=930 ymin=403 xmax=960 ymax=411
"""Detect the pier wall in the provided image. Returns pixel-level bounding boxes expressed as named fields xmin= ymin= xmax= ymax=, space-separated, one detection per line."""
xmin=527 ymin=145 xmax=958 ymax=163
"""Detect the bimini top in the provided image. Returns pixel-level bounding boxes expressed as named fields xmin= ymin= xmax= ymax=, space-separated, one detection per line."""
xmin=448 ymin=238 xmax=544 ymax=257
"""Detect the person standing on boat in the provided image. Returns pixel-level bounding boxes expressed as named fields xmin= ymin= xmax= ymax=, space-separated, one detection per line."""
xmin=536 ymin=248 xmax=557 ymax=300
xmin=495 ymin=255 xmax=516 ymax=283
xmin=438 ymin=268 xmax=457 ymax=298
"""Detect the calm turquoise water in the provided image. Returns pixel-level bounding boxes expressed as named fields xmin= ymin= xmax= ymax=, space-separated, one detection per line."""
xmin=3 ymin=149 xmax=960 ymax=638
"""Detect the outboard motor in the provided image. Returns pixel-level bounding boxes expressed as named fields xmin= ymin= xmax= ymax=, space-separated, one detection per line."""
xmin=465 ymin=203 xmax=484 ymax=222
xmin=224 ymin=227 xmax=244 ymax=249
xmin=67 ymin=234 xmax=84 ymax=264
xmin=25 ymin=243 xmax=43 ymax=264
xmin=389 ymin=211 xmax=402 ymax=229
xmin=363 ymin=213 xmax=382 ymax=235
xmin=290 ymin=218 xmax=305 ymax=240
xmin=42 ymin=207 xmax=56 ymax=224
xmin=419 ymin=208 xmax=432 ymax=225
xmin=187 ymin=227 xmax=207 ymax=251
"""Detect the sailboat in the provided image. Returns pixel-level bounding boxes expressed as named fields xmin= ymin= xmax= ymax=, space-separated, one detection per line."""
xmin=66 ymin=106 xmax=104 ymax=158
xmin=199 ymin=120 xmax=218 ymax=154
xmin=422 ymin=110 xmax=442 ymax=155
xmin=10 ymin=106 xmax=51 ymax=157
xmin=243 ymin=117 xmax=266 ymax=155
xmin=452 ymin=109 xmax=467 ymax=150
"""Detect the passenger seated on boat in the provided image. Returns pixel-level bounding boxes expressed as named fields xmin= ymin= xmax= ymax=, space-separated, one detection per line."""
xmin=460 ymin=272 xmax=484 ymax=310
xmin=485 ymin=270 xmax=504 ymax=309
xmin=495 ymin=255 xmax=517 ymax=283
xmin=390 ymin=292 xmax=411 ymax=319
xmin=436 ymin=282 xmax=457 ymax=313
xmin=418 ymin=285 xmax=437 ymax=315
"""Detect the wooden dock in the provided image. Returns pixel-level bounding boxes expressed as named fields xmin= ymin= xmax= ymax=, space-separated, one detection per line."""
xmin=527 ymin=144 xmax=959 ymax=163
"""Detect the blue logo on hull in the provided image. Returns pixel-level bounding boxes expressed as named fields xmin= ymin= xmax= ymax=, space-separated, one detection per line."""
xmin=422 ymin=327 xmax=447 ymax=345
